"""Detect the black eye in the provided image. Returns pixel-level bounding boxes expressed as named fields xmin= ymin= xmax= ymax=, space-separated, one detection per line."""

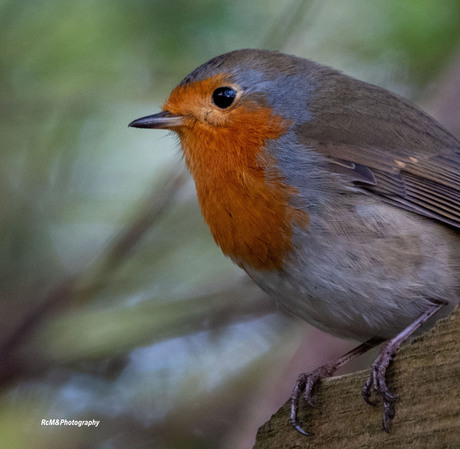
xmin=212 ymin=87 xmax=237 ymax=109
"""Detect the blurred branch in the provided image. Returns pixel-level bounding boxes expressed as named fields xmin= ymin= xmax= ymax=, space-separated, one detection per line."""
xmin=0 ymin=169 xmax=188 ymax=384
xmin=76 ymin=169 xmax=189 ymax=299
xmin=254 ymin=307 xmax=460 ymax=449
xmin=0 ymin=276 xmax=78 ymax=384
xmin=35 ymin=283 xmax=275 ymax=364
xmin=102 ymin=170 xmax=189 ymax=272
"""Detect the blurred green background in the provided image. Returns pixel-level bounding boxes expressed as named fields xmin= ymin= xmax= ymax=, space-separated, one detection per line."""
xmin=1 ymin=0 xmax=459 ymax=448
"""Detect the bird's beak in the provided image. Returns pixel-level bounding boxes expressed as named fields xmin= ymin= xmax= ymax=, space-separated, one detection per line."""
xmin=128 ymin=111 xmax=185 ymax=129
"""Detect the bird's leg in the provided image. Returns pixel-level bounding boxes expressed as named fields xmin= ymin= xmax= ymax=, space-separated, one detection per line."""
xmin=362 ymin=300 xmax=446 ymax=433
xmin=290 ymin=337 xmax=383 ymax=436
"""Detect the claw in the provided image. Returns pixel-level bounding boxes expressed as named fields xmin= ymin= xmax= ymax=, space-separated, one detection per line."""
xmin=305 ymin=394 xmax=318 ymax=409
xmin=360 ymin=302 xmax=446 ymax=432
xmin=383 ymin=404 xmax=396 ymax=433
xmin=292 ymin=421 xmax=314 ymax=437
xmin=289 ymin=338 xmax=383 ymax=435
xmin=383 ymin=389 xmax=397 ymax=402
xmin=290 ymin=370 xmax=321 ymax=436
xmin=362 ymin=349 xmax=399 ymax=432
xmin=362 ymin=379 xmax=377 ymax=407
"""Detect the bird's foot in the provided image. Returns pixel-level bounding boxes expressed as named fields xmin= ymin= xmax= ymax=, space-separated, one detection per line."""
xmin=290 ymin=338 xmax=383 ymax=436
xmin=362 ymin=345 xmax=398 ymax=433
xmin=290 ymin=365 xmax=334 ymax=436
xmin=361 ymin=301 xmax=445 ymax=433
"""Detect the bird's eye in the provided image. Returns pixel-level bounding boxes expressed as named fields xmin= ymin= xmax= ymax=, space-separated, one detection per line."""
xmin=212 ymin=87 xmax=237 ymax=109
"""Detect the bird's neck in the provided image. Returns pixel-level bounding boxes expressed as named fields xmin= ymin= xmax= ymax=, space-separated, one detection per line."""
xmin=177 ymin=118 xmax=309 ymax=271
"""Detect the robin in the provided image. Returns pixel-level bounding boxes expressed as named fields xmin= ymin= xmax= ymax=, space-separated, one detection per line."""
xmin=129 ymin=49 xmax=460 ymax=435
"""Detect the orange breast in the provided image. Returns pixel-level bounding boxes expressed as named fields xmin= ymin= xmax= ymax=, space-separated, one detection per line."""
xmin=164 ymin=78 xmax=309 ymax=270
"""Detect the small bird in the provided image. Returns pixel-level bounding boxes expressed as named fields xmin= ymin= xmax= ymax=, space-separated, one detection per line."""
xmin=129 ymin=49 xmax=460 ymax=435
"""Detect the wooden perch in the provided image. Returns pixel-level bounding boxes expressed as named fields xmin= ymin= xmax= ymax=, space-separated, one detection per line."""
xmin=253 ymin=307 xmax=460 ymax=449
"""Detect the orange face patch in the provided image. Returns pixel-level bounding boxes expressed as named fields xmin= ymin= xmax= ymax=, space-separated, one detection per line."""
xmin=164 ymin=75 xmax=309 ymax=270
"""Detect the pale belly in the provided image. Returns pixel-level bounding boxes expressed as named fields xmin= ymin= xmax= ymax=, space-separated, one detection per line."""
xmin=243 ymin=200 xmax=459 ymax=341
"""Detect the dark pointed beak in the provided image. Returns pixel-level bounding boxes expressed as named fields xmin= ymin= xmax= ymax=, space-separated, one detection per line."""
xmin=128 ymin=111 xmax=185 ymax=129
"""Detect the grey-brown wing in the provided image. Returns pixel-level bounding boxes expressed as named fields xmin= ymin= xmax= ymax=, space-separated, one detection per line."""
xmin=323 ymin=146 xmax=460 ymax=228
xmin=300 ymin=72 xmax=460 ymax=228
xmin=363 ymin=152 xmax=459 ymax=227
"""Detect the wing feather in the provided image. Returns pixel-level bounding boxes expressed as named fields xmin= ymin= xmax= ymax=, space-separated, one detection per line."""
xmin=298 ymin=73 xmax=460 ymax=228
